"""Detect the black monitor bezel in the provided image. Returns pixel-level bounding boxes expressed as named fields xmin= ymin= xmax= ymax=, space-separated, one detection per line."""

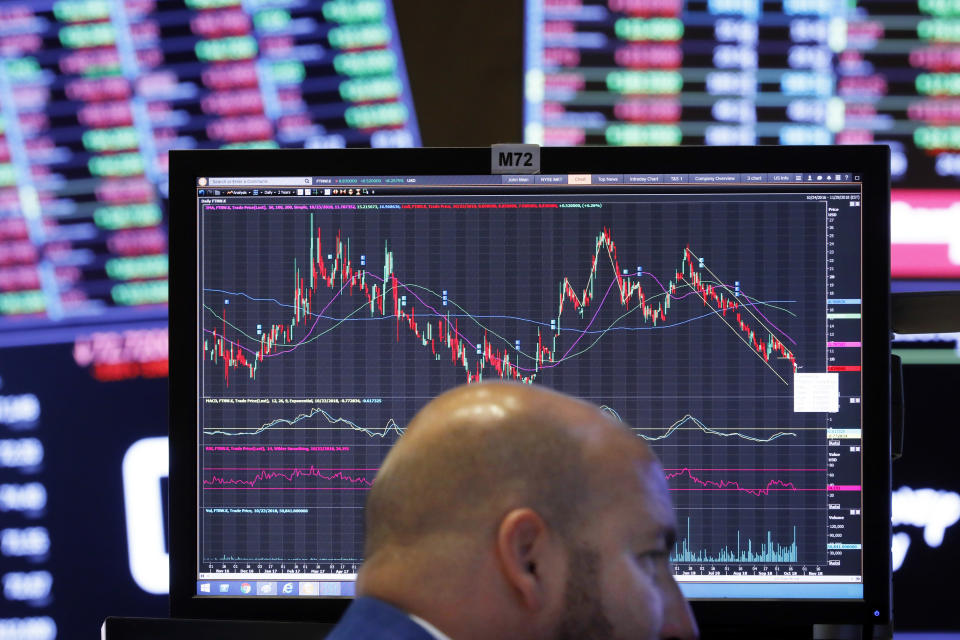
xmin=169 ymin=145 xmax=891 ymax=625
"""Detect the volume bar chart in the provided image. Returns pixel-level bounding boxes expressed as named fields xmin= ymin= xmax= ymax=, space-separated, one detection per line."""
xmin=672 ymin=518 xmax=800 ymax=565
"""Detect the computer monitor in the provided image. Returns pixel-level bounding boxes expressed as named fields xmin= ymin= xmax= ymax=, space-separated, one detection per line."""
xmin=168 ymin=146 xmax=891 ymax=628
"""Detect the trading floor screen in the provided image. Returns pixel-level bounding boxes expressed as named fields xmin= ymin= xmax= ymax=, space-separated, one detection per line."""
xmin=523 ymin=0 xmax=950 ymax=186
xmin=196 ymin=172 xmax=865 ymax=600
xmin=521 ymin=0 xmax=960 ymax=297
xmin=0 ymin=0 xmax=418 ymax=348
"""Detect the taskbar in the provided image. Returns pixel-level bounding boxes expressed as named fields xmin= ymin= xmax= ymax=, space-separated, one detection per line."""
xmin=196 ymin=579 xmax=355 ymax=597
xmin=195 ymin=574 xmax=865 ymax=600
xmin=194 ymin=578 xmax=864 ymax=600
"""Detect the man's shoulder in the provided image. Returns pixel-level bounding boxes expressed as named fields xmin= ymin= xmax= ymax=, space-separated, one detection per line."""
xmin=325 ymin=596 xmax=436 ymax=640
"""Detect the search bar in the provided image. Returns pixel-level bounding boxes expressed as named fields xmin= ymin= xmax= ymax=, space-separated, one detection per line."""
xmin=204 ymin=177 xmax=313 ymax=186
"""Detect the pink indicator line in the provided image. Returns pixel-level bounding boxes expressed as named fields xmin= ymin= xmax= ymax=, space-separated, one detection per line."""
xmin=205 ymin=444 xmax=352 ymax=448
xmin=665 ymin=468 xmax=799 ymax=496
xmin=204 ymin=468 xmax=379 ymax=471
xmin=663 ymin=468 xmax=825 ymax=472
xmin=827 ymin=341 xmax=861 ymax=348
xmin=203 ymin=487 xmax=371 ymax=490
xmin=203 ymin=468 xmax=373 ymax=488
xmin=828 ymin=485 xmax=861 ymax=491
xmin=669 ymin=488 xmax=825 ymax=491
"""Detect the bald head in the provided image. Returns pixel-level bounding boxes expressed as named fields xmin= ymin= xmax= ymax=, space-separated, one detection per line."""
xmin=363 ymin=382 xmax=653 ymax=560
xmin=353 ymin=383 xmax=697 ymax=640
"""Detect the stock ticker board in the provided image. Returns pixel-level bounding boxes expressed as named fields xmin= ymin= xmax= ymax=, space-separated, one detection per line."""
xmin=0 ymin=1 xmax=418 ymax=636
xmin=523 ymin=0 xmax=960 ymax=188
xmin=523 ymin=0 xmax=960 ymax=338
xmin=0 ymin=0 xmax=420 ymax=348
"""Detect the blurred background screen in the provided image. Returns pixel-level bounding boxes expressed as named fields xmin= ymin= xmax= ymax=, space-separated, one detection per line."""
xmin=0 ymin=0 xmax=417 ymax=635
xmin=0 ymin=0 xmax=418 ymax=349
xmin=522 ymin=1 xmax=960 ymax=345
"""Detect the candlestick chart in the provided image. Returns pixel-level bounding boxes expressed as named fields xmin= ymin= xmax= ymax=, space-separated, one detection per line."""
xmin=202 ymin=207 xmax=809 ymax=393
xmin=198 ymin=199 xmax=830 ymax=570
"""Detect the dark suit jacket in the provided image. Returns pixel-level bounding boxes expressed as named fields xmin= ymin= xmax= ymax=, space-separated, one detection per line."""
xmin=325 ymin=596 xmax=437 ymax=640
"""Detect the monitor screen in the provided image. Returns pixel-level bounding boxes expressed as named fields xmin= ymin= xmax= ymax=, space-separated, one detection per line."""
xmin=169 ymin=146 xmax=890 ymax=625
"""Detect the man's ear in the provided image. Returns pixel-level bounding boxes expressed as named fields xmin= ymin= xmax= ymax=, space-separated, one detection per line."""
xmin=495 ymin=507 xmax=562 ymax=611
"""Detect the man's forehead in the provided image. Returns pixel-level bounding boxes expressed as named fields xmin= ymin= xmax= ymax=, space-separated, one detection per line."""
xmin=624 ymin=458 xmax=678 ymax=537
xmin=583 ymin=444 xmax=673 ymax=522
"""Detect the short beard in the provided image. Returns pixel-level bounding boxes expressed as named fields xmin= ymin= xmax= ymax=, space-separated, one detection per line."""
xmin=554 ymin=546 xmax=614 ymax=640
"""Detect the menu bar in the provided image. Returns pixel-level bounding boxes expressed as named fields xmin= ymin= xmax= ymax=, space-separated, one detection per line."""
xmin=199 ymin=173 xmax=859 ymax=188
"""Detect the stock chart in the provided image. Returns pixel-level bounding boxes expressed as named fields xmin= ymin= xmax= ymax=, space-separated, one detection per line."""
xmin=197 ymin=185 xmax=858 ymax=583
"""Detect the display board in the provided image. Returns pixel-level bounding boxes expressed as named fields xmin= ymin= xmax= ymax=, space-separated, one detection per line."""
xmin=0 ymin=1 xmax=419 ymax=636
xmin=891 ymin=365 xmax=960 ymax=631
xmin=0 ymin=0 xmax=419 ymax=349
xmin=0 ymin=342 xmax=168 ymax=637
xmin=523 ymin=0 xmax=960 ymax=363
xmin=524 ymin=0 xmax=951 ymax=185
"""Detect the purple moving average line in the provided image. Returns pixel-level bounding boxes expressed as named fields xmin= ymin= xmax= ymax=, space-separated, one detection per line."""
xmin=204 ymin=328 xmax=254 ymax=355
xmin=264 ymin=278 xmax=356 ymax=356
xmin=266 ymin=272 xmax=614 ymax=372
xmin=263 ymin=272 xmax=480 ymax=358
xmin=665 ymin=289 xmax=796 ymax=345
xmin=209 ymin=269 xmax=797 ymax=370
xmin=544 ymin=277 xmax=617 ymax=369
xmin=643 ymin=271 xmax=796 ymax=346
